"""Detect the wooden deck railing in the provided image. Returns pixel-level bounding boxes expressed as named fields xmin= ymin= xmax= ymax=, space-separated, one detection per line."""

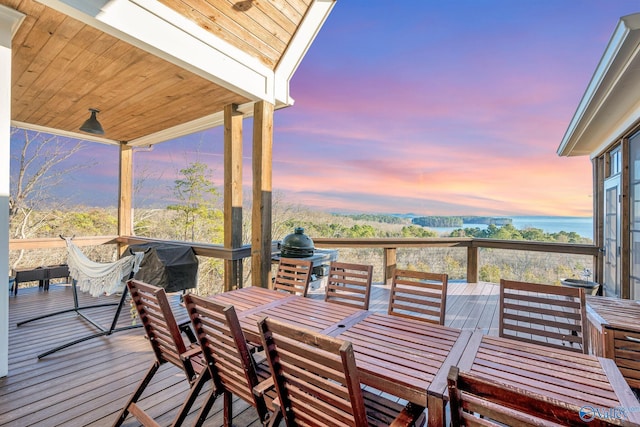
xmin=8 ymin=236 xmax=252 ymax=259
xmin=312 ymin=237 xmax=601 ymax=284
xmin=9 ymin=235 xmax=601 ymax=287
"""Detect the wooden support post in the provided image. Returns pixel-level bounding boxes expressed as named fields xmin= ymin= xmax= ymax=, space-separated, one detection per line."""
xmin=118 ymin=143 xmax=133 ymax=256
xmin=252 ymin=101 xmax=274 ymax=288
xmin=467 ymin=245 xmax=479 ymax=283
xmin=224 ymin=104 xmax=243 ymax=291
xmin=383 ymin=247 xmax=396 ymax=284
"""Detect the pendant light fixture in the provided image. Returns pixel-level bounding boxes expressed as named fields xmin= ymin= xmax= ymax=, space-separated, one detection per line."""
xmin=79 ymin=108 xmax=105 ymax=135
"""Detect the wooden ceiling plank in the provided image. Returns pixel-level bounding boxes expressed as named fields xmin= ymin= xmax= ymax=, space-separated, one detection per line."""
xmin=262 ymin=0 xmax=304 ymax=28
xmin=45 ymin=40 xmax=141 ymax=115
xmin=159 ymin=0 xmax=281 ymax=68
xmin=57 ymin=40 xmax=135 ymax=106
xmin=190 ymin=0 xmax=284 ymax=64
xmin=10 ymin=18 xmax=39 ymax=106
xmin=85 ymin=69 xmax=224 ymax=139
xmin=75 ymin=54 xmax=171 ymax=114
xmin=60 ymin=57 xmax=185 ymax=137
xmin=19 ymin=38 xmax=138 ymax=129
xmin=229 ymin=0 xmax=298 ymax=36
xmin=113 ymin=95 xmax=230 ymax=141
xmin=101 ymin=61 xmax=203 ymax=109
xmin=218 ymin=0 xmax=292 ymax=49
xmin=19 ymin=19 xmax=105 ymax=124
xmin=283 ymin=0 xmax=311 ymax=18
xmin=113 ymin=81 xmax=238 ymax=135
xmin=10 ymin=6 xmax=69 ymax=114
xmin=38 ymin=58 xmax=141 ymax=128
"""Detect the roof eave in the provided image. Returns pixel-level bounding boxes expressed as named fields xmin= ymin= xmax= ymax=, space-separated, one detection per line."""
xmin=558 ymin=13 xmax=640 ymax=158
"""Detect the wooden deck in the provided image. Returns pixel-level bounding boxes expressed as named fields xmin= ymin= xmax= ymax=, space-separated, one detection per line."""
xmin=1 ymin=281 xmax=500 ymax=426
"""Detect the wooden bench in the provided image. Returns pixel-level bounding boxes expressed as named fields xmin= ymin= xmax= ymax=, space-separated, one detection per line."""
xmin=12 ymin=264 xmax=69 ymax=296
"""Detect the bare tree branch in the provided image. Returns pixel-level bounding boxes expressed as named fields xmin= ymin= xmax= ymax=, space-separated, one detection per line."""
xmin=9 ymin=128 xmax=91 ymax=244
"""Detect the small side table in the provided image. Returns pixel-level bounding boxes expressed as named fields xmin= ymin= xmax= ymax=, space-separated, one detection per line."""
xmin=12 ymin=264 xmax=70 ymax=296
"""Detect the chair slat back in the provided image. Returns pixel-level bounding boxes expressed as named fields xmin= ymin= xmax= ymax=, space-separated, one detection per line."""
xmin=258 ymin=317 xmax=369 ymax=427
xmin=499 ymin=279 xmax=588 ymax=353
xmin=324 ymin=261 xmax=373 ymax=310
xmin=183 ymin=294 xmax=269 ymax=418
xmin=388 ymin=269 xmax=448 ymax=325
xmin=127 ymin=279 xmax=196 ymax=379
xmin=273 ymin=257 xmax=313 ymax=296
xmin=447 ymin=366 xmax=630 ymax=427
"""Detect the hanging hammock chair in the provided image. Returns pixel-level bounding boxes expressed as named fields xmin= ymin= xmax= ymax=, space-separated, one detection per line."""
xmin=17 ymin=237 xmax=145 ymax=358
xmin=65 ymin=237 xmax=144 ymax=297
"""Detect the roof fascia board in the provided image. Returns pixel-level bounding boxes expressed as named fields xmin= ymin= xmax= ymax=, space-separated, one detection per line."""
xmin=273 ymin=0 xmax=336 ymax=105
xmin=11 ymin=120 xmax=121 ymax=145
xmin=38 ymin=0 xmax=275 ymax=102
xmin=558 ymin=13 xmax=640 ymax=156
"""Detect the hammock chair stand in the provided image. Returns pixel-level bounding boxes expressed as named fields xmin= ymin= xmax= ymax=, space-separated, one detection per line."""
xmin=17 ymin=237 xmax=144 ymax=359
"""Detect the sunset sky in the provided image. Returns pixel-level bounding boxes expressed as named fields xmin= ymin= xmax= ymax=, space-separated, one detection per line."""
xmin=14 ymin=1 xmax=640 ymax=217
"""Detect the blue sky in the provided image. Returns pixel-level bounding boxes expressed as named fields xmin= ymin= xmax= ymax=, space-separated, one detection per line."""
xmin=13 ymin=1 xmax=640 ymax=216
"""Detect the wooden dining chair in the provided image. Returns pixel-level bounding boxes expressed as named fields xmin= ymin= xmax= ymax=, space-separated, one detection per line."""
xmin=499 ymin=279 xmax=588 ymax=353
xmin=388 ymin=269 xmax=448 ymax=325
xmin=273 ymin=257 xmax=313 ymax=296
xmin=324 ymin=261 xmax=374 ymax=310
xmin=257 ymin=316 xmax=426 ymax=427
xmin=447 ymin=366 xmax=629 ymax=426
xmin=182 ymin=294 xmax=280 ymax=427
xmin=113 ymin=279 xmax=206 ymax=427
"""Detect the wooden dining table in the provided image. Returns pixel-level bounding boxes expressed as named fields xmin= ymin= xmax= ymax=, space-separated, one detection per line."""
xmin=208 ymin=286 xmax=471 ymax=427
xmin=453 ymin=330 xmax=640 ymax=424
xmin=210 ymin=286 xmax=370 ymax=341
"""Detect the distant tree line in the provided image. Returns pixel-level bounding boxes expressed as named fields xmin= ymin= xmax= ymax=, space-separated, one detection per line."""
xmin=412 ymin=216 xmax=513 ymax=227
xmin=412 ymin=216 xmax=463 ymax=227
xmin=449 ymin=223 xmax=590 ymax=244
xmin=335 ymin=213 xmax=407 ymax=224
xmin=280 ymin=219 xmax=437 ymax=239
xmin=459 ymin=216 xmax=512 ymax=225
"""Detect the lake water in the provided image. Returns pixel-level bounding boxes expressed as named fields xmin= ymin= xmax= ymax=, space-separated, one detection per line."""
xmin=427 ymin=216 xmax=593 ymax=239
